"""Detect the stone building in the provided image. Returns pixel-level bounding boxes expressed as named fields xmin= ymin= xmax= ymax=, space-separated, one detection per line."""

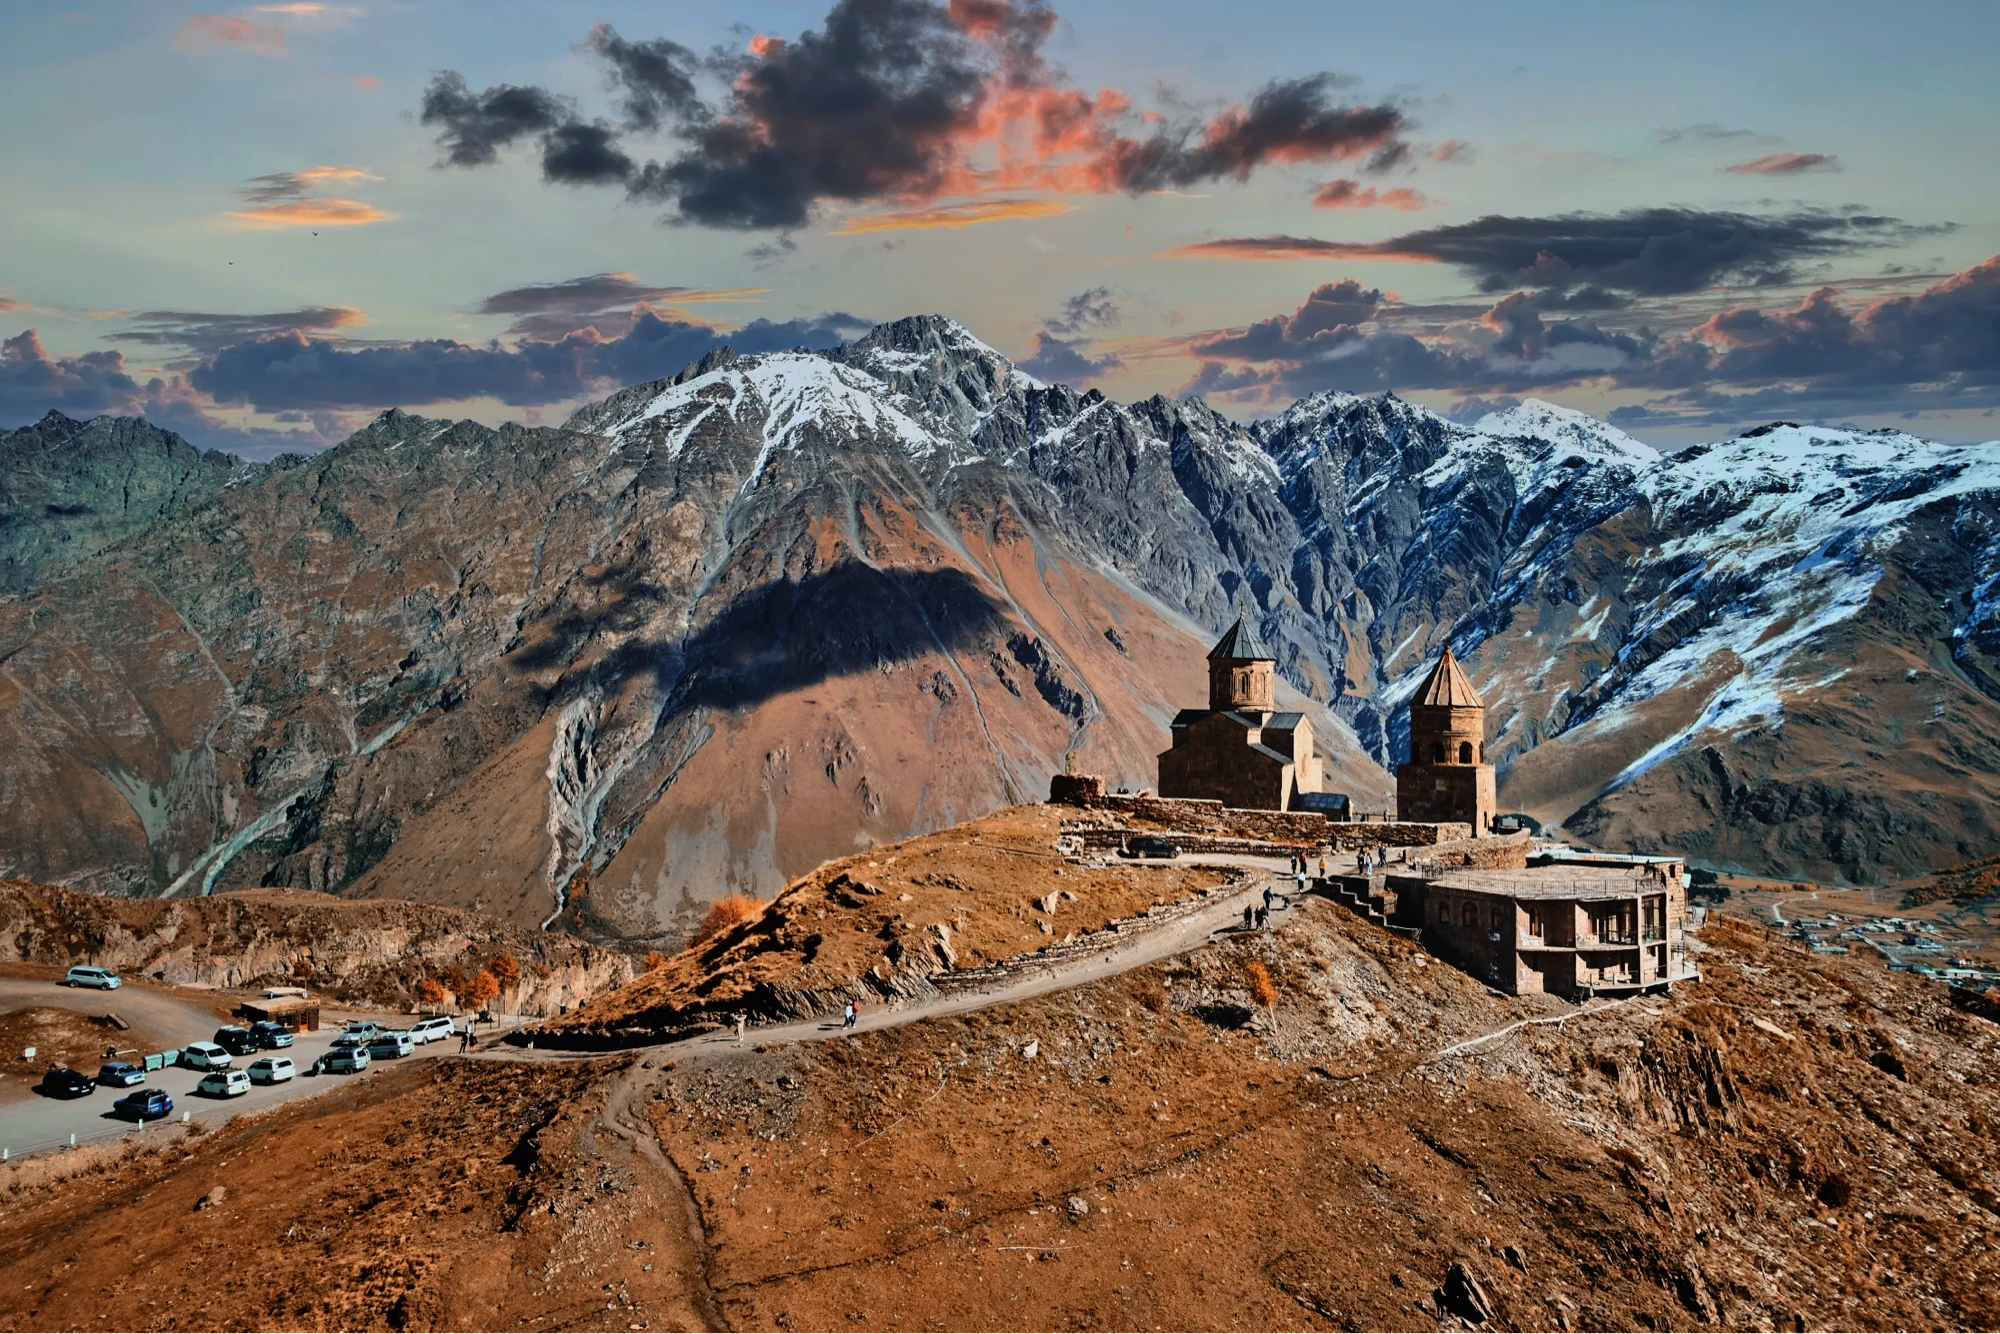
xmin=1395 ymin=648 xmax=1496 ymax=833
xmin=1157 ymin=619 xmax=1326 ymax=811
xmin=1393 ymin=853 xmax=1695 ymax=997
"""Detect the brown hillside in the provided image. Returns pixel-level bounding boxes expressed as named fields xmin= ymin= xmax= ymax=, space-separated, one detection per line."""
xmin=560 ymin=804 xmax=1239 ymax=1035
xmin=0 ymin=880 xmax=636 ymax=1017
xmin=1 ymin=896 xmax=1995 ymax=1331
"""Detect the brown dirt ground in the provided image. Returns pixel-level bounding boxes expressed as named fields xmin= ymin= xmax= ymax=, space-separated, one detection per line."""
xmin=0 ymin=1055 xmax=715 ymax=1333
xmin=645 ymin=903 xmax=2000 ymax=1332
xmin=1 ymin=874 xmax=1996 ymax=1330
xmin=0 ymin=1008 xmax=173 ymax=1102
xmin=567 ymin=804 xmax=1236 ymax=1032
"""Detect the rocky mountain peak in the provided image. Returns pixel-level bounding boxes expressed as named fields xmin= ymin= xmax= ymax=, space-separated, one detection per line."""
xmin=1474 ymin=397 xmax=1661 ymax=466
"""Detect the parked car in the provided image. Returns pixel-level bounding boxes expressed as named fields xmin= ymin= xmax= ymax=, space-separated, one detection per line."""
xmin=247 ymin=1021 xmax=295 ymax=1049
xmin=408 ymin=1016 xmax=455 ymax=1045
xmin=113 ymin=1089 xmax=173 ymax=1122
xmin=338 ymin=1021 xmax=380 ymax=1043
xmin=246 ymin=1056 xmax=295 ymax=1084
xmin=36 ymin=1066 xmax=94 ymax=1099
xmin=195 ymin=1069 xmax=251 ymax=1098
xmin=212 ymin=1026 xmax=259 ymax=1057
xmin=63 ymin=965 xmax=120 ymax=990
xmin=181 ymin=1041 xmax=232 ymax=1071
xmin=366 ymin=1032 xmax=415 ymax=1060
xmin=322 ymin=1047 xmax=371 ymax=1074
xmin=1119 ymin=835 xmax=1181 ymax=860
xmin=97 ymin=1061 xmax=146 ymax=1088
xmin=328 ymin=1035 xmax=367 ymax=1053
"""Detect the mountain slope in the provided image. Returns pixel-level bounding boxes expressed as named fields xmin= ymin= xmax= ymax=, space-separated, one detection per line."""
xmin=0 ymin=410 xmax=248 ymax=594
xmin=0 ymin=324 xmax=1996 ymax=927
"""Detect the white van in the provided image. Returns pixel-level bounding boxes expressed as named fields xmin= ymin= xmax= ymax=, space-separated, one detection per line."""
xmin=64 ymin=965 xmax=121 ymax=990
xmin=181 ymin=1041 xmax=232 ymax=1071
xmin=408 ymin=1016 xmax=456 ymax=1045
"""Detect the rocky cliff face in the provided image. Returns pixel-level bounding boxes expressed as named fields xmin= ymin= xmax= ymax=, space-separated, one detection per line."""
xmin=0 ymin=315 xmax=1995 ymax=927
xmin=0 ymin=410 xmax=247 ymax=594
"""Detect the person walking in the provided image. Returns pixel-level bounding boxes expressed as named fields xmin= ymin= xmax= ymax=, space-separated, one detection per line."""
xmin=458 ymin=1023 xmax=471 ymax=1053
xmin=1244 ymin=904 xmax=1256 ymax=931
xmin=842 ymin=1000 xmax=856 ymax=1030
xmin=735 ymin=1012 xmax=746 ymax=1046
xmin=1293 ymin=865 xmax=1307 ymax=899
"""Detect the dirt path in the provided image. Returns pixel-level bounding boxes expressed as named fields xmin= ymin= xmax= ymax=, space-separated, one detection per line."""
xmin=490 ymin=869 xmax=1296 ymax=1070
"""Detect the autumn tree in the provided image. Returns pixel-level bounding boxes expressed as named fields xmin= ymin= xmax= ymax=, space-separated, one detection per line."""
xmin=465 ymin=969 xmax=500 ymax=1009
xmin=644 ymin=951 xmax=668 ymax=972
xmin=692 ymin=893 xmax=764 ymax=947
xmin=490 ymin=951 xmax=521 ymax=988
xmin=416 ymin=978 xmax=447 ymax=1009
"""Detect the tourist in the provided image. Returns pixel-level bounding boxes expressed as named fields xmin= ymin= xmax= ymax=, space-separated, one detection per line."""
xmin=1294 ymin=865 xmax=1307 ymax=898
xmin=1243 ymin=904 xmax=1256 ymax=931
xmin=735 ymin=1012 xmax=746 ymax=1046
xmin=843 ymin=1000 xmax=856 ymax=1030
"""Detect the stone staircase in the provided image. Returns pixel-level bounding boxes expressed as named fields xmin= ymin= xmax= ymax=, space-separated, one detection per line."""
xmin=1321 ymin=874 xmax=1422 ymax=940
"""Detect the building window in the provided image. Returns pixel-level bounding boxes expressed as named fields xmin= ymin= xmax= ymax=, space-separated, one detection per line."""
xmin=1430 ymin=741 xmax=1445 ymax=762
xmin=1462 ymin=903 xmax=1476 ymax=927
xmin=1458 ymin=741 xmax=1473 ymax=764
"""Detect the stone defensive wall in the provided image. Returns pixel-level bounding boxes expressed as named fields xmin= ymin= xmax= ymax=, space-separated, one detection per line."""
xmin=1047 ymin=776 xmax=1473 ymax=849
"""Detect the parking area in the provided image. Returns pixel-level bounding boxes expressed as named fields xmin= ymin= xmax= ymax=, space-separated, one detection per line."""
xmin=0 ymin=974 xmax=471 ymax=1158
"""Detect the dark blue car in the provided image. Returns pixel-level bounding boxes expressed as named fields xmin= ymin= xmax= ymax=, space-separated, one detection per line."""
xmin=112 ymin=1089 xmax=173 ymax=1122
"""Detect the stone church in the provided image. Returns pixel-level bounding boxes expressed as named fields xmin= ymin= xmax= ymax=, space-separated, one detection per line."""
xmin=1394 ymin=647 xmax=1496 ymax=833
xmin=1157 ymin=619 xmax=1328 ymax=811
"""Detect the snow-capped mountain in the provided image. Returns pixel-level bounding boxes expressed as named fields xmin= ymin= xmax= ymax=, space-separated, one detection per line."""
xmin=2 ymin=315 xmax=1996 ymax=935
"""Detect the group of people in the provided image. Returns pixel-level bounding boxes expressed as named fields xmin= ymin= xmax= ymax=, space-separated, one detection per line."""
xmin=1357 ymin=844 xmax=1393 ymax=876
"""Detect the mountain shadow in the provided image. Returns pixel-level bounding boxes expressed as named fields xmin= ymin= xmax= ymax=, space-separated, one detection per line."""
xmin=535 ymin=562 xmax=1015 ymax=715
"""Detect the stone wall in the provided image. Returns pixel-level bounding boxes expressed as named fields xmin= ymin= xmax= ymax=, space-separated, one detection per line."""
xmin=1411 ymin=829 xmax=1532 ymax=869
xmin=1048 ymin=773 xmax=1105 ymax=804
xmin=1324 ymin=822 xmax=1472 ymax=850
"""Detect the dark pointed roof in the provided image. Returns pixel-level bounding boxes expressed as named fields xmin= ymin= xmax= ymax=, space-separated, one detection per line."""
xmin=1207 ymin=617 xmax=1274 ymax=662
xmin=1414 ymin=647 xmax=1484 ymax=709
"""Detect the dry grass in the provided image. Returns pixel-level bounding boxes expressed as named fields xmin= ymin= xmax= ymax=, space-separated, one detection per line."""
xmin=0 ymin=1124 xmax=199 ymax=1201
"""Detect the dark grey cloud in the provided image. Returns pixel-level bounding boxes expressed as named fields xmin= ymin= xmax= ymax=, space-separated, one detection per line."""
xmin=1017 ymin=331 xmax=1120 ymax=385
xmin=1389 ymin=207 xmax=1943 ymax=295
xmin=187 ymin=310 xmax=873 ymax=412
xmin=109 ymin=307 xmax=363 ymax=357
xmin=1093 ymin=74 xmax=1407 ymax=192
xmin=1174 ymin=254 xmax=2000 ymax=426
xmin=1179 ymin=207 xmax=1948 ymax=297
xmin=1045 ymin=286 xmax=1120 ymax=335
xmin=419 ymin=1 xmax=1413 ymax=230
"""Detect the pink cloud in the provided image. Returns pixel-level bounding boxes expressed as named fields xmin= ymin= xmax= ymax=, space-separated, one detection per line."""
xmin=1312 ymin=178 xmax=1430 ymax=210
xmin=1725 ymin=152 xmax=1840 ymax=175
xmin=175 ymin=14 xmax=287 ymax=54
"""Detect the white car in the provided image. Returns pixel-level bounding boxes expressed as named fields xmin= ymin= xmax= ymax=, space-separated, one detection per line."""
xmin=181 ymin=1041 xmax=232 ymax=1071
xmin=246 ymin=1056 xmax=294 ymax=1084
xmin=64 ymin=965 xmax=120 ymax=990
xmin=408 ymin=1016 xmax=456 ymax=1045
xmin=195 ymin=1069 xmax=250 ymax=1098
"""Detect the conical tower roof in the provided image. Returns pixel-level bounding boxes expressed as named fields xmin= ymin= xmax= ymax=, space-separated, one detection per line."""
xmin=1414 ymin=647 xmax=1484 ymax=708
xmin=1207 ymin=617 xmax=1274 ymax=662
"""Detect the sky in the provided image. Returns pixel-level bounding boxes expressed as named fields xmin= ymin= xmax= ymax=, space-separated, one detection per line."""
xmin=1 ymin=0 xmax=1996 ymax=458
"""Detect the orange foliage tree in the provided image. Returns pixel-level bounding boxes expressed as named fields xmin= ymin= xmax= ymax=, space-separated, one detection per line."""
xmin=644 ymin=951 xmax=668 ymax=972
xmin=692 ymin=893 xmax=764 ymax=947
xmin=490 ymin=951 xmax=521 ymax=988
xmin=416 ymin=978 xmax=447 ymax=1008
xmin=465 ymin=970 xmax=500 ymax=1009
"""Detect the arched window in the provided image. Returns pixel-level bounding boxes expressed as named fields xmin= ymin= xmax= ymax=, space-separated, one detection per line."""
xmin=1458 ymin=741 xmax=1473 ymax=764
xmin=1237 ymin=671 xmax=1249 ymax=696
xmin=1430 ymin=741 xmax=1445 ymax=763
